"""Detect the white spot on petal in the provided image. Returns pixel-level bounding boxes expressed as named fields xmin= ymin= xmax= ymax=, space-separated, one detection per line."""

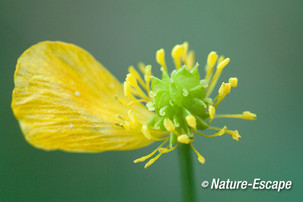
xmin=109 ymin=83 xmax=115 ymax=89
xmin=75 ymin=91 xmax=80 ymax=97
xmin=69 ymin=123 xmax=74 ymax=129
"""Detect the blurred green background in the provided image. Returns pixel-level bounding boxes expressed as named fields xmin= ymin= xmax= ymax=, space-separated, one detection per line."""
xmin=1 ymin=0 xmax=302 ymax=201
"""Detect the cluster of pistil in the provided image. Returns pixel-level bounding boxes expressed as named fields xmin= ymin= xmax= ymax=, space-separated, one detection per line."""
xmin=115 ymin=42 xmax=256 ymax=168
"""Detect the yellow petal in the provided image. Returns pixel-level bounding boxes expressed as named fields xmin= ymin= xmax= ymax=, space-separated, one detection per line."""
xmin=12 ymin=41 xmax=156 ymax=152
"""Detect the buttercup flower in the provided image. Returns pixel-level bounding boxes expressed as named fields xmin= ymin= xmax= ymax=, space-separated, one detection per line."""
xmin=12 ymin=41 xmax=256 ymax=168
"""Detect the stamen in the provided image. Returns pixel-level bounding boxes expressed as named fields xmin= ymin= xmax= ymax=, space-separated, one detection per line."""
xmin=217 ymin=58 xmax=230 ymax=71
xmin=196 ymin=126 xmax=227 ymax=137
xmin=144 ymin=152 xmax=163 ymax=168
xmin=208 ymin=105 xmax=216 ymax=123
xmin=128 ymin=65 xmax=146 ymax=88
xmin=171 ymin=44 xmax=184 ymax=69
xmin=226 ymin=129 xmax=241 ymax=141
xmin=115 ymin=95 xmax=129 ymax=107
xmin=124 ymin=81 xmax=132 ymax=97
xmin=190 ymin=143 xmax=205 ymax=164
xmin=159 ymin=143 xmax=179 ymax=153
xmin=141 ymin=124 xmax=152 ymax=140
xmin=163 ymin=119 xmax=181 ymax=136
xmin=128 ymin=110 xmax=139 ymax=126
xmin=182 ymin=42 xmax=189 ymax=64
xmin=214 ymin=82 xmax=232 ymax=108
xmin=185 ymin=115 xmax=196 ymax=129
xmin=220 ymin=82 xmax=231 ymax=96
xmin=127 ymin=99 xmax=147 ymax=107
xmin=117 ymin=114 xmax=128 ymax=120
xmin=229 ymin=77 xmax=238 ymax=87
xmin=144 ymin=65 xmax=152 ymax=93
xmin=177 ymin=134 xmax=192 ymax=144
xmin=122 ymin=120 xmax=131 ymax=130
xmin=242 ymin=111 xmax=257 ymax=119
xmin=215 ymin=111 xmax=257 ymax=120
xmin=207 ymin=51 xmax=218 ymax=68
xmin=141 ymin=124 xmax=167 ymax=141
xmin=115 ymin=95 xmax=140 ymax=113
xmin=164 ymin=118 xmax=175 ymax=132
xmin=126 ymin=74 xmax=149 ymax=100
xmin=133 ymin=138 xmax=169 ymax=163
xmin=124 ymin=81 xmax=149 ymax=107
xmin=186 ymin=50 xmax=195 ymax=70
xmin=205 ymin=51 xmax=218 ymax=82
xmin=206 ymin=57 xmax=230 ymax=97
xmin=138 ymin=62 xmax=146 ymax=74
xmin=209 ymin=126 xmax=242 ymax=141
xmin=217 ymin=55 xmax=225 ymax=64
xmin=156 ymin=49 xmax=167 ymax=71
xmin=114 ymin=123 xmax=124 ymax=128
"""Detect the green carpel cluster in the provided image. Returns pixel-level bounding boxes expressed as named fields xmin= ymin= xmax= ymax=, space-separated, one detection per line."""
xmin=146 ymin=65 xmax=212 ymax=138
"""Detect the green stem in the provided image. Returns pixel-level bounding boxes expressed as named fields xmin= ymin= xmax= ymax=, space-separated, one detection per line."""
xmin=178 ymin=144 xmax=196 ymax=202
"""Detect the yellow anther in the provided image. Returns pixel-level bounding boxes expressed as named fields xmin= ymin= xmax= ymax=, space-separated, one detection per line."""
xmin=171 ymin=44 xmax=184 ymax=69
xmin=218 ymin=82 xmax=231 ymax=98
xmin=126 ymin=73 xmax=138 ymax=87
xmin=185 ymin=115 xmax=196 ymax=129
xmin=186 ymin=50 xmax=195 ymax=70
xmin=206 ymin=57 xmax=230 ymax=97
xmin=182 ymin=42 xmax=189 ymax=62
xmin=214 ymin=111 xmax=257 ymax=120
xmin=133 ymin=156 xmax=148 ymax=163
xmin=144 ymin=65 xmax=152 ymax=94
xmin=221 ymin=128 xmax=241 ymax=141
xmin=159 ymin=147 xmax=170 ymax=153
xmin=207 ymin=51 xmax=218 ymax=67
xmin=156 ymin=49 xmax=167 ymax=71
xmin=128 ymin=66 xmax=145 ymax=87
xmin=229 ymin=77 xmax=238 ymax=87
xmin=217 ymin=58 xmax=230 ymax=71
xmin=177 ymin=134 xmax=192 ymax=144
xmin=144 ymin=65 xmax=151 ymax=82
xmin=164 ymin=118 xmax=175 ymax=132
xmin=126 ymin=72 xmax=149 ymax=100
xmin=122 ymin=121 xmax=131 ymax=130
xmin=196 ymin=126 xmax=227 ymax=138
xmin=208 ymin=105 xmax=216 ymax=120
xmin=128 ymin=110 xmax=137 ymax=123
xmin=218 ymin=82 xmax=226 ymax=97
xmin=205 ymin=51 xmax=218 ymax=82
xmin=133 ymin=139 xmax=168 ymax=163
xmin=144 ymin=152 xmax=163 ymax=168
xmin=138 ymin=62 xmax=146 ymax=74
xmin=123 ymin=81 xmax=132 ymax=97
xmin=225 ymin=83 xmax=231 ymax=94
xmin=215 ymin=82 xmax=232 ymax=108
xmin=229 ymin=130 xmax=241 ymax=141
xmin=190 ymin=143 xmax=205 ymax=164
xmin=141 ymin=124 xmax=152 ymax=140
xmin=198 ymin=156 xmax=206 ymax=164
xmin=242 ymin=111 xmax=257 ymax=120
xmin=217 ymin=55 xmax=225 ymax=65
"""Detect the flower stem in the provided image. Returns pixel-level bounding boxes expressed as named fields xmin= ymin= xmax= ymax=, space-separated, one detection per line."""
xmin=178 ymin=144 xmax=196 ymax=202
